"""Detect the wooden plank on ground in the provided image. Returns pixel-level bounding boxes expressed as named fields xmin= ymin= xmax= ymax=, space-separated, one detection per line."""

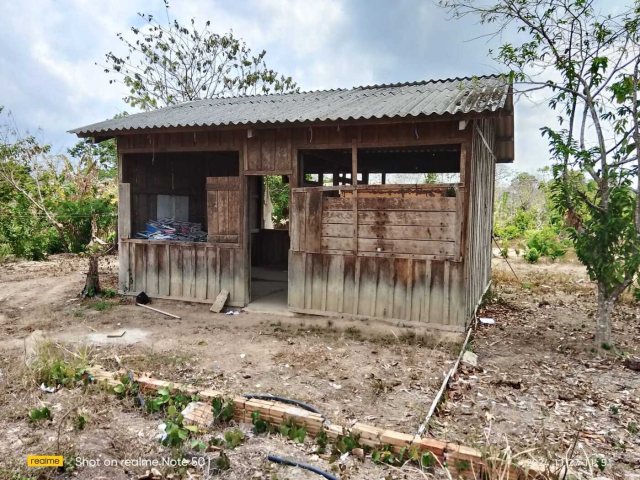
xmin=210 ymin=289 xmax=229 ymax=313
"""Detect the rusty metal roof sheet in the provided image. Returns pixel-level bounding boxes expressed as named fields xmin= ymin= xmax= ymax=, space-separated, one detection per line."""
xmin=70 ymin=75 xmax=512 ymax=136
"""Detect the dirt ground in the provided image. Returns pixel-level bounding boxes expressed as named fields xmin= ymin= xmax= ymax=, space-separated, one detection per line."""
xmin=434 ymin=258 xmax=640 ymax=479
xmin=0 ymin=253 xmax=638 ymax=479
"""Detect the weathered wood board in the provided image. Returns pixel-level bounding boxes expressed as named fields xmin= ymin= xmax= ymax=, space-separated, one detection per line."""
xmin=120 ymin=240 xmax=246 ymax=306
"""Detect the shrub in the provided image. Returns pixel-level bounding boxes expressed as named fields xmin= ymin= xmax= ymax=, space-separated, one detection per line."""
xmin=525 ymin=226 xmax=570 ymax=260
xmin=523 ymin=247 xmax=541 ymax=263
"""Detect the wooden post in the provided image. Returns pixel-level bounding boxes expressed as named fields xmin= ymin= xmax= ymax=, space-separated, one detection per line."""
xmin=118 ymin=183 xmax=131 ymax=293
xmin=118 ymin=183 xmax=131 ymax=240
xmin=351 ymin=139 xmax=358 ymax=186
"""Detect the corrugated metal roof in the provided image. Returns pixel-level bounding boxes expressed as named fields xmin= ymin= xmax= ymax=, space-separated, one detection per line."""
xmin=70 ymin=75 xmax=511 ymax=136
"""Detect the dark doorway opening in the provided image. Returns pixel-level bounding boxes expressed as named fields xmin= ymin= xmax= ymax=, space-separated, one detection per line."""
xmin=248 ymin=176 xmax=290 ymax=310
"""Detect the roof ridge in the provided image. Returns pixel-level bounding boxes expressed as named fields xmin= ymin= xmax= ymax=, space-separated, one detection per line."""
xmin=184 ymin=73 xmax=509 ymax=102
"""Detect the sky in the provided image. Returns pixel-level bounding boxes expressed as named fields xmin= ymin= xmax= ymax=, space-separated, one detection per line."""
xmin=0 ymin=0 xmax=559 ymax=172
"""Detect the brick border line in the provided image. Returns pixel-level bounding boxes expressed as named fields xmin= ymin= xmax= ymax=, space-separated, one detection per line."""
xmin=89 ymin=366 xmax=548 ymax=479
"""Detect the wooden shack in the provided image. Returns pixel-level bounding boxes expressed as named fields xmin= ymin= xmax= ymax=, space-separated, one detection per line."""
xmin=71 ymin=75 xmax=514 ymax=332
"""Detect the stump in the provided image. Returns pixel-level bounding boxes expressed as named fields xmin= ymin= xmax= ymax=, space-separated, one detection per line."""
xmin=82 ymin=255 xmax=101 ymax=297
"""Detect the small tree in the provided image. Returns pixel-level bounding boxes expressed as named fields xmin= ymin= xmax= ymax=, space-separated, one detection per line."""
xmin=0 ymin=108 xmax=116 ymax=295
xmin=102 ymin=1 xmax=297 ymax=110
xmin=441 ymin=0 xmax=640 ymax=347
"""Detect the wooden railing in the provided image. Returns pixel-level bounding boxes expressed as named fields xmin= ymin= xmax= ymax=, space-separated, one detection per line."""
xmin=290 ymin=184 xmax=464 ymax=260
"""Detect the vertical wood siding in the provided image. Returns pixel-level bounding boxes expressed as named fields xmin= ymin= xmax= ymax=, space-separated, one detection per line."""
xmin=288 ymin=185 xmax=466 ymax=330
xmin=288 ymin=252 xmax=464 ymax=330
xmin=462 ymin=119 xmax=496 ymax=322
xmin=119 ymin=240 xmax=247 ymax=306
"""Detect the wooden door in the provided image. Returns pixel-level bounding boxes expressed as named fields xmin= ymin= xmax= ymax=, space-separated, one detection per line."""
xmin=206 ymin=177 xmax=241 ymax=244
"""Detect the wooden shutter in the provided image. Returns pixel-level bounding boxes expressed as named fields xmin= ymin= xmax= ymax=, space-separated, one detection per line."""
xmin=206 ymin=177 xmax=241 ymax=244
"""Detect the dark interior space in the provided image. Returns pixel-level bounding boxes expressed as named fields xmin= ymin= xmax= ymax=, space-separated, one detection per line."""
xmin=122 ymin=151 xmax=238 ymax=236
xmin=299 ymin=145 xmax=461 ymax=186
xmin=249 ymin=176 xmax=289 ymax=304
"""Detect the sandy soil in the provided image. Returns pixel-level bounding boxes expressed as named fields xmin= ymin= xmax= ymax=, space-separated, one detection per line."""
xmin=0 ymin=253 xmax=638 ymax=479
xmin=0 ymin=254 xmax=457 ymax=480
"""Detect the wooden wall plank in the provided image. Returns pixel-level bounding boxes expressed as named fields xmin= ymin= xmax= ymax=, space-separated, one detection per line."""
xmin=195 ymin=245 xmax=207 ymax=300
xmin=145 ymin=244 xmax=159 ymax=295
xmin=288 ymin=251 xmax=304 ymax=308
xmin=158 ymin=244 xmax=170 ymax=296
xmin=118 ymin=182 xmax=131 ymax=292
xmin=305 ymin=191 xmax=323 ymax=252
xmin=206 ymin=247 xmax=220 ymax=299
xmin=393 ymin=258 xmax=409 ymax=320
xmin=358 ymin=239 xmax=457 ymax=256
xmin=119 ymin=240 xmax=131 ymax=293
xmin=429 ymin=260 xmax=445 ymax=323
xmin=322 ymin=224 xmax=455 ymax=242
xmin=322 ymin=211 xmax=456 ymax=226
xmin=133 ymin=243 xmax=147 ymax=293
xmin=375 ymin=257 xmax=393 ymax=318
xmin=356 ymin=197 xmax=457 ymax=212
xmin=219 ymin=248 xmax=234 ymax=301
xmin=182 ymin=246 xmax=196 ymax=298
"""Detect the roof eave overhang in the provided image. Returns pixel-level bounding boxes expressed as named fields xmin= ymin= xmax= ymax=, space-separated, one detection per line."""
xmin=71 ymin=108 xmax=514 ymax=142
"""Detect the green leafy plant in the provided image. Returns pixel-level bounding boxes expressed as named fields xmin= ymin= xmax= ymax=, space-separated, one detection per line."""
xmin=74 ymin=414 xmax=87 ymax=431
xmin=279 ymin=420 xmax=306 ymax=443
xmin=441 ymin=0 xmax=640 ymax=349
xmin=212 ymin=397 xmax=235 ymax=424
xmin=93 ymin=299 xmax=113 ymax=312
xmin=421 ymin=451 xmax=436 ymax=469
xmin=525 ymin=226 xmax=569 ymax=260
xmin=315 ymin=430 xmax=328 ymax=453
xmin=334 ymin=433 xmax=361 ymax=454
xmin=523 ymin=247 xmax=540 ymax=264
xmin=101 ymin=288 xmax=117 ymax=298
xmin=190 ymin=439 xmax=206 ymax=451
xmin=223 ymin=428 xmax=245 ymax=449
xmin=31 ymin=342 xmax=90 ymax=389
xmin=161 ymin=404 xmax=198 ymax=447
xmin=251 ymin=411 xmax=270 ymax=435
xmin=28 ymin=406 xmax=51 ymax=422
xmin=595 ymin=456 xmax=606 ymax=472
xmin=371 ymin=445 xmax=424 ymax=467
xmin=112 ymin=374 xmax=139 ymax=398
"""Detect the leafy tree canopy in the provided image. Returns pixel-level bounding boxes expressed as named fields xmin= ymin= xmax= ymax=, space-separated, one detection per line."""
xmin=102 ymin=1 xmax=298 ymax=110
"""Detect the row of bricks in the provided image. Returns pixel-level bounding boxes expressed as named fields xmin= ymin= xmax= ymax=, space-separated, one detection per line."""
xmin=89 ymin=367 xmax=545 ymax=479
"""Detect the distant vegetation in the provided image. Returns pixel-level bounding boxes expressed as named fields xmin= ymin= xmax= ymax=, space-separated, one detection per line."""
xmin=0 ymin=108 xmax=117 ymax=260
xmin=493 ymin=167 xmax=572 ymax=263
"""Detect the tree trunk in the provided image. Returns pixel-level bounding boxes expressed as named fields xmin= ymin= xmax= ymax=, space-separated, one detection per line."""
xmin=82 ymin=255 xmax=101 ymax=297
xmin=595 ymin=286 xmax=614 ymax=348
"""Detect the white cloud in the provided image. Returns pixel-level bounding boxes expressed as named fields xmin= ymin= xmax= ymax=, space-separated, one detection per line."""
xmin=0 ymin=0 xmax=556 ymax=172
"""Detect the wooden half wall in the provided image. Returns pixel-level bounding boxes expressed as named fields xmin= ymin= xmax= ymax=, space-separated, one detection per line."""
xmin=119 ymin=240 xmax=246 ymax=307
xmin=288 ymin=185 xmax=467 ymax=330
